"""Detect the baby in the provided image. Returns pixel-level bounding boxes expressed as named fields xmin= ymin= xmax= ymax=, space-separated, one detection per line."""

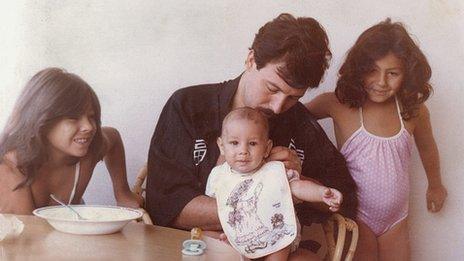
xmin=205 ymin=107 xmax=342 ymax=260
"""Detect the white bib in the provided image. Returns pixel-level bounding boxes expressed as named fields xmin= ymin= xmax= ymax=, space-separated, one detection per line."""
xmin=206 ymin=161 xmax=297 ymax=259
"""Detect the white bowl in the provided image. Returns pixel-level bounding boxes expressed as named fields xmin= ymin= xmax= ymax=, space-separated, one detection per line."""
xmin=33 ymin=205 xmax=143 ymax=235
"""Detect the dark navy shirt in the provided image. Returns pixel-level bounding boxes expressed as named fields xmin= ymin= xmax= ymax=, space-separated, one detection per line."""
xmin=146 ymin=75 xmax=357 ymax=227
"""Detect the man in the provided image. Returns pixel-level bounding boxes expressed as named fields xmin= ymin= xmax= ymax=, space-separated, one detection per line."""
xmin=146 ymin=13 xmax=357 ymax=256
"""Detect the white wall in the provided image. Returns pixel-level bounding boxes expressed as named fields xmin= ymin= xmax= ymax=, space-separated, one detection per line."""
xmin=0 ymin=1 xmax=462 ymax=260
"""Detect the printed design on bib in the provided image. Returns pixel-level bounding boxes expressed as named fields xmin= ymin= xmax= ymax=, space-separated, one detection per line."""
xmin=226 ymin=179 xmax=295 ymax=254
xmin=193 ymin=139 xmax=207 ymax=166
xmin=288 ymin=138 xmax=305 ymax=163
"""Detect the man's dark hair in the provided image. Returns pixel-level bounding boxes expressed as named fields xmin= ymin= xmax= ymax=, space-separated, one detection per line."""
xmin=251 ymin=13 xmax=332 ymax=89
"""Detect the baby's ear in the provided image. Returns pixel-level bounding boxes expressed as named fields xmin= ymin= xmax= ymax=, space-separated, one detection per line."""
xmin=217 ymin=137 xmax=225 ymax=155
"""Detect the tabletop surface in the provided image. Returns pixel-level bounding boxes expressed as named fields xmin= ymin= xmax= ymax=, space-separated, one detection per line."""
xmin=0 ymin=215 xmax=241 ymax=260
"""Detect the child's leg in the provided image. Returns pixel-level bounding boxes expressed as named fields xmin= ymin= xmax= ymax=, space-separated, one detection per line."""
xmin=201 ymin=230 xmax=243 ymax=260
xmin=202 ymin=230 xmax=223 ymax=239
xmin=354 ymin=220 xmax=378 ymax=261
xmin=377 ymin=218 xmax=409 ymax=261
xmin=288 ymin=247 xmax=321 ymax=261
xmin=264 ymin=246 xmax=291 ymax=261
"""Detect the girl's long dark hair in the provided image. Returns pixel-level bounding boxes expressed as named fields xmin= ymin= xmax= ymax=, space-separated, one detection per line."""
xmin=335 ymin=18 xmax=432 ymax=120
xmin=0 ymin=68 xmax=103 ymax=189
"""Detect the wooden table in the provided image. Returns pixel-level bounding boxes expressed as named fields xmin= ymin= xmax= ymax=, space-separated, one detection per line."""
xmin=1 ymin=215 xmax=241 ymax=260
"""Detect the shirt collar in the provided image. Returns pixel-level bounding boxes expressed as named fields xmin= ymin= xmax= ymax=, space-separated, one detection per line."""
xmin=218 ymin=74 xmax=242 ymax=122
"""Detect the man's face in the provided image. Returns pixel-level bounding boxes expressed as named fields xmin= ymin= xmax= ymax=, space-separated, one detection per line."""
xmin=235 ymin=52 xmax=307 ymax=118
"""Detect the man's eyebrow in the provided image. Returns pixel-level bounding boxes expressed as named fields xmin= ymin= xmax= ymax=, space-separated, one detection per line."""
xmin=268 ymin=80 xmax=304 ymax=98
xmin=373 ymin=64 xmax=402 ymax=71
xmin=386 ymin=67 xmax=402 ymax=71
xmin=267 ymin=80 xmax=281 ymax=90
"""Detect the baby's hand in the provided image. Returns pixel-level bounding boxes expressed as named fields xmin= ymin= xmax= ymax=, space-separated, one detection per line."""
xmin=321 ymin=188 xmax=343 ymax=212
xmin=286 ymin=169 xmax=300 ymax=183
xmin=286 ymin=169 xmax=303 ymax=204
xmin=219 ymin=233 xmax=230 ymax=245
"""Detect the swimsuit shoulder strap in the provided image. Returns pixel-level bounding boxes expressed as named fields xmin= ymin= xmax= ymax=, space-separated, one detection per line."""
xmin=395 ymin=96 xmax=405 ymax=130
xmin=359 ymin=106 xmax=365 ymax=127
xmin=68 ymin=162 xmax=80 ymax=205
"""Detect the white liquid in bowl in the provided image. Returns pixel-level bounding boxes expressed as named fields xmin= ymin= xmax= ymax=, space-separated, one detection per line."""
xmin=41 ymin=206 xmax=139 ymax=221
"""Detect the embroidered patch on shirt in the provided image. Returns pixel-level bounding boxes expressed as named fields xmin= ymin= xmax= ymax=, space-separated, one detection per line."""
xmin=289 ymin=138 xmax=305 ymax=163
xmin=193 ymin=139 xmax=207 ymax=165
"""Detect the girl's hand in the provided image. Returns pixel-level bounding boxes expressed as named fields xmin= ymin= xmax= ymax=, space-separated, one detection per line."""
xmin=321 ymin=188 xmax=343 ymax=212
xmin=115 ymin=191 xmax=141 ymax=208
xmin=426 ymin=184 xmax=447 ymax=212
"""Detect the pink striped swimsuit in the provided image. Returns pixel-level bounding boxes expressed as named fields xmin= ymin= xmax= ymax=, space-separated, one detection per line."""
xmin=340 ymin=98 xmax=413 ymax=236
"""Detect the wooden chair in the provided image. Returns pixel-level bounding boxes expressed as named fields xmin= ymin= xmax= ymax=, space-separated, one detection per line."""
xmin=131 ymin=163 xmax=153 ymax=225
xmin=322 ymin=213 xmax=359 ymax=261
xmin=132 ymin=163 xmax=359 ymax=260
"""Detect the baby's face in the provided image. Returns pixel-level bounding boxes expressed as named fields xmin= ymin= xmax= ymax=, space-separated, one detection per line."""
xmin=218 ymin=118 xmax=272 ymax=174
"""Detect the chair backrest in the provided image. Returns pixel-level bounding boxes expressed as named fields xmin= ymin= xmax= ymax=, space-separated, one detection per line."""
xmin=323 ymin=213 xmax=359 ymax=261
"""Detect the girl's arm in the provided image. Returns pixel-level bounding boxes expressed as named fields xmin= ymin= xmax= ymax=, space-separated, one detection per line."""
xmin=101 ymin=127 xmax=140 ymax=208
xmin=413 ymin=105 xmax=447 ymax=212
xmin=0 ymin=162 xmax=35 ymax=214
xmin=304 ymin=92 xmax=335 ymax=120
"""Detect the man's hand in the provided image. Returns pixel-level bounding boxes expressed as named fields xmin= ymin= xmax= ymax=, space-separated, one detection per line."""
xmin=426 ymin=184 xmax=447 ymax=212
xmin=266 ymin=146 xmax=302 ymax=174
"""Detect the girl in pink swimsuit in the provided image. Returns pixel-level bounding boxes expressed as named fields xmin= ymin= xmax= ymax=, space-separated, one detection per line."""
xmin=306 ymin=19 xmax=447 ymax=260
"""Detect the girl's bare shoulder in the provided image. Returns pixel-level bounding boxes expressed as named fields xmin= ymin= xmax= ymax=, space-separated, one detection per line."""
xmin=86 ymin=126 xmax=121 ymax=163
xmin=0 ymin=157 xmax=25 ymax=191
xmin=319 ymin=92 xmax=354 ymax=115
xmin=101 ymin=126 xmax=121 ymax=144
xmin=101 ymin=126 xmax=122 ymax=151
xmin=311 ymin=92 xmax=337 ymax=104
xmin=408 ymin=103 xmax=431 ymax=130
xmin=0 ymin=160 xmax=34 ymax=214
xmin=417 ymin=103 xmax=430 ymax=119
